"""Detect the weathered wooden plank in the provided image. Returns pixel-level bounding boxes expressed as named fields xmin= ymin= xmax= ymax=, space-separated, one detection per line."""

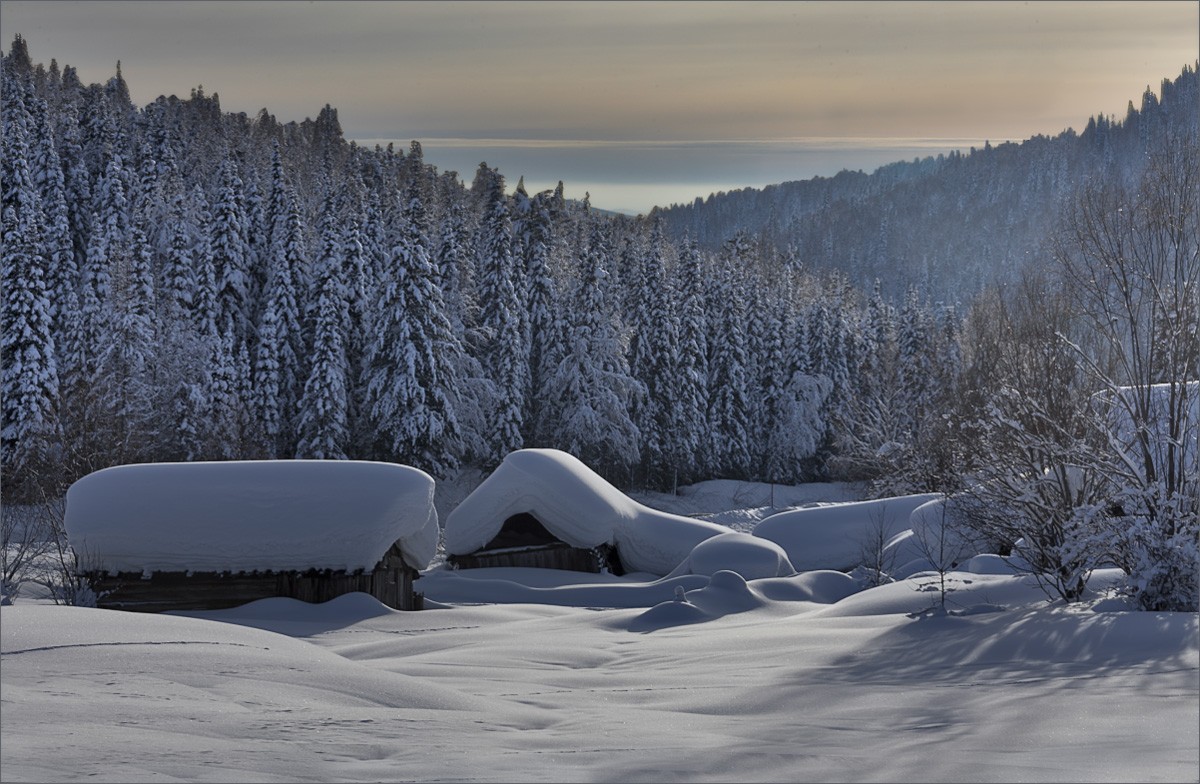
xmin=88 ymin=564 xmax=421 ymax=612
xmin=448 ymin=543 xmax=609 ymax=573
xmin=82 ymin=539 xmax=423 ymax=612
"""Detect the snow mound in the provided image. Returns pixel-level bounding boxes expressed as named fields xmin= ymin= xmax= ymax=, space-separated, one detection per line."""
xmin=890 ymin=554 xmax=938 ymax=580
xmin=185 ymin=592 xmax=397 ymax=623
xmin=628 ymin=592 xmax=714 ymax=632
xmin=684 ymin=570 xmax=768 ymax=616
xmin=673 ymin=531 xmax=796 ymax=580
xmin=957 ymin=553 xmax=1024 ymax=576
xmin=753 ymin=493 xmax=940 ymax=572
xmin=816 ymin=572 xmax=1044 ymax=617
xmin=907 ymin=496 xmax=991 ymax=570
xmin=751 ymin=570 xmax=861 ymax=604
xmin=65 ymin=460 xmax=439 ymax=574
xmin=444 ymin=449 xmax=730 ymax=575
xmin=629 ymin=571 xmax=768 ymax=632
xmin=0 ymin=604 xmax=480 ymax=712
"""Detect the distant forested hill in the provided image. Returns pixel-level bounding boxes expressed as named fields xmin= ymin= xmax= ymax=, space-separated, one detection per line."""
xmin=652 ymin=65 xmax=1199 ymax=302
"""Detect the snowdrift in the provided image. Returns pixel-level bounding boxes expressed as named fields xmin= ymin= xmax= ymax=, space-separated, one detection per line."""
xmin=444 ymin=449 xmax=730 ymax=575
xmin=752 ymin=493 xmax=940 ymax=572
xmin=65 ymin=460 xmax=439 ymax=574
xmin=670 ymin=531 xmax=796 ymax=580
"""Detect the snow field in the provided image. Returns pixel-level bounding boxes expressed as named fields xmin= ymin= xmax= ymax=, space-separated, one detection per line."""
xmin=6 ymin=460 xmax=1196 ymax=782
xmin=3 ymin=570 xmax=1196 ymax=783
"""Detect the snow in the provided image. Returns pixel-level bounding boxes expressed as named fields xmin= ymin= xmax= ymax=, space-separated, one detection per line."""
xmin=3 ymin=565 xmax=1196 ymax=782
xmin=633 ymin=478 xmax=860 ymax=523
xmin=7 ymin=475 xmax=1198 ymax=782
xmin=64 ymin=460 xmax=439 ymax=574
xmin=752 ymin=493 xmax=940 ymax=572
xmin=444 ymin=449 xmax=731 ymax=575
xmin=1108 ymin=381 xmax=1199 ymax=472
xmin=905 ymin=495 xmax=994 ymax=569
xmin=668 ymin=531 xmax=796 ymax=579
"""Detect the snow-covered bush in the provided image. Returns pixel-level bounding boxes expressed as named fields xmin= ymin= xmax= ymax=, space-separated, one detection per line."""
xmin=1069 ymin=484 xmax=1199 ymax=612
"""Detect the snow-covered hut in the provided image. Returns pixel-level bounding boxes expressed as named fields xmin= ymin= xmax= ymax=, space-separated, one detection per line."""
xmin=65 ymin=460 xmax=439 ymax=612
xmin=444 ymin=449 xmax=730 ymax=576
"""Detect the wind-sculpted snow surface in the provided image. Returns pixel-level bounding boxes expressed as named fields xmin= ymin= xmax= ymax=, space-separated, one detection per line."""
xmin=4 ymin=566 xmax=1196 ymax=783
xmin=65 ymin=460 xmax=439 ymax=573
xmin=444 ymin=449 xmax=730 ymax=575
xmin=752 ymin=493 xmax=940 ymax=572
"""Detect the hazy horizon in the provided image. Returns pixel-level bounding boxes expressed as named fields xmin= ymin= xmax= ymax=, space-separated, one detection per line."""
xmin=3 ymin=0 xmax=1196 ymax=213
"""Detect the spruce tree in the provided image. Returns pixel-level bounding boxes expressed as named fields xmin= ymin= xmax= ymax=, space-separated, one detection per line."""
xmin=545 ymin=219 xmax=642 ymax=480
xmin=211 ymin=156 xmax=252 ymax=344
xmin=99 ymin=212 xmax=158 ymax=461
xmin=1 ymin=81 xmax=60 ymax=495
xmin=295 ymin=217 xmax=349 ymax=460
xmin=674 ymin=237 xmax=710 ymax=483
xmin=628 ymin=221 xmax=680 ymax=488
xmin=706 ymin=237 xmax=754 ymax=480
xmin=476 ymin=166 xmax=527 ymax=463
xmin=255 ymin=182 xmax=305 ymax=458
xmin=363 ymin=172 xmax=465 ymax=476
xmin=522 ymin=188 xmax=558 ymax=444
xmin=27 ymin=91 xmax=76 ymax=346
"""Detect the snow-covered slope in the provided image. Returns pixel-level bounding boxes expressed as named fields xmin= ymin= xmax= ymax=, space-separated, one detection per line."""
xmin=65 ymin=460 xmax=439 ymax=573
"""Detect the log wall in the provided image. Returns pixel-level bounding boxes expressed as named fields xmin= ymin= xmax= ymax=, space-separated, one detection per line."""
xmin=448 ymin=542 xmax=613 ymax=573
xmin=86 ymin=544 xmax=422 ymax=612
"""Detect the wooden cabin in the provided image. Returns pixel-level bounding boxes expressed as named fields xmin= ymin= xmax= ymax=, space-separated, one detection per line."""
xmin=443 ymin=450 xmax=730 ymax=577
xmin=85 ymin=542 xmax=423 ymax=613
xmin=447 ymin=512 xmax=624 ymax=575
xmin=66 ymin=460 xmax=438 ymax=613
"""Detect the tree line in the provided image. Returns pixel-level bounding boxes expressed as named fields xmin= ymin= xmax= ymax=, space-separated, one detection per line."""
xmin=1 ymin=35 xmax=960 ymax=499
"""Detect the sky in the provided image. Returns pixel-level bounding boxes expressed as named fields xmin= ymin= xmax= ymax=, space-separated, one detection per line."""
xmin=2 ymin=1 xmax=1197 ymax=214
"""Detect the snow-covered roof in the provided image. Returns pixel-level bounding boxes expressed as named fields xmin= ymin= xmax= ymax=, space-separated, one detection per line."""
xmin=65 ymin=460 xmax=439 ymax=574
xmin=444 ymin=449 xmax=730 ymax=575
